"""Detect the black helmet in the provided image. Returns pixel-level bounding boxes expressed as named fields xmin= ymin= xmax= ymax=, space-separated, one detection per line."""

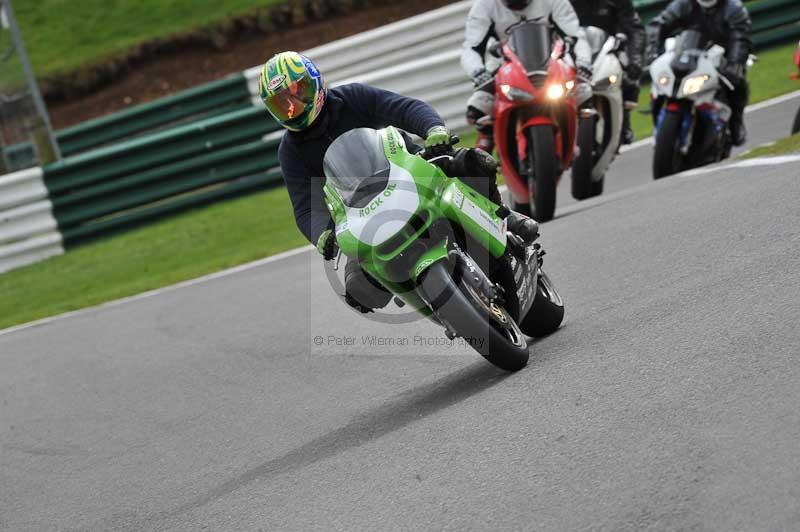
xmin=502 ymin=0 xmax=532 ymax=10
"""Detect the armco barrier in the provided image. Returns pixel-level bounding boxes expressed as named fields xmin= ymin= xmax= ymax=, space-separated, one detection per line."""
xmin=0 ymin=167 xmax=63 ymax=273
xmin=57 ymin=73 xmax=250 ymax=155
xmin=337 ymin=49 xmax=472 ymax=131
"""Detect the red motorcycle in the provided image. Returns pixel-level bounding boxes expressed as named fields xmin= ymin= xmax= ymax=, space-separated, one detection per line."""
xmin=490 ymin=21 xmax=579 ymax=222
xmin=792 ymin=40 xmax=800 ymax=135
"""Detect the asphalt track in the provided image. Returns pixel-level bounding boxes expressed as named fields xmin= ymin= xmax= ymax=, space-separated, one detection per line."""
xmin=1 ymin=93 xmax=799 ymax=532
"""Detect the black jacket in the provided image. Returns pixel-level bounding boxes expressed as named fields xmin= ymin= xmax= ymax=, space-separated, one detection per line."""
xmin=569 ymin=0 xmax=645 ymax=74
xmin=646 ymin=0 xmax=752 ymax=67
xmin=278 ymin=83 xmax=444 ymax=244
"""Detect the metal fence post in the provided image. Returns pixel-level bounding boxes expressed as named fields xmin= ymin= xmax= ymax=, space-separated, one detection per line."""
xmin=0 ymin=0 xmax=61 ymax=164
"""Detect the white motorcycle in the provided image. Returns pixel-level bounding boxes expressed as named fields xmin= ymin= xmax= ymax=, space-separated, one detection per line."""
xmin=649 ymin=29 xmax=752 ymax=179
xmin=571 ymin=26 xmax=627 ymax=200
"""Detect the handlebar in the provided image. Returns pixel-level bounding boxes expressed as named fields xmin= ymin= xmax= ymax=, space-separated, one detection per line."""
xmin=419 ymin=135 xmax=460 ymax=161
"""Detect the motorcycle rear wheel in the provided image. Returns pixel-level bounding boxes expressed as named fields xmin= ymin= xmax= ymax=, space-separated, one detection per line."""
xmin=527 ymin=125 xmax=558 ymax=222
xmin=653 ymin=111 xmax=684 ymax=179
xmin=418 ymin=261 xmax=529 ymax=372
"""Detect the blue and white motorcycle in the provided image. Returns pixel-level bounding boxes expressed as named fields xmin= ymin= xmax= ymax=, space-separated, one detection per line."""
xmin=649 ymin=29 xmax=746 ymax=178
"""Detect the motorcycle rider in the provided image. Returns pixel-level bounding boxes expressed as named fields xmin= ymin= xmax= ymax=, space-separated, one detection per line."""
xmin=645 ymin=0 xmax=752 ymax=146
xmin=260 ymin=51 xmax=539 ymax=313
xmin=462 ymin=0 xmax=594 ymax=153
xmin=569 ymin=0 xmax=646 ymax=144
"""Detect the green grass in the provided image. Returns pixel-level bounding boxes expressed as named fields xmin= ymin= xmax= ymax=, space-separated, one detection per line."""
xmin=12 ymin=0 xmax=285 ymax=78
xmin=738 ymin=132 xmax=800 ymax=158
xmin=0 ymin=186 xmax=305 ymax=329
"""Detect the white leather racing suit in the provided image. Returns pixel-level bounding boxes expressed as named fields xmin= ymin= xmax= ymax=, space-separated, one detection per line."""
xmin=461 ymin=0 xmax=592 ymax=147
xmin=462 ymin=0 xmax=592 ymax=77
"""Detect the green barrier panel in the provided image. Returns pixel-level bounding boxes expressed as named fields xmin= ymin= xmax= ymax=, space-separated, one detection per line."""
xmin=44 ymin=106 xmax=280 ymax=195
xmin=750 ymin=0 xmax=800 ymax=33
xmin=56 ymin=73 xmax=251 ymax=155
xmin=53 ymin=139 xmax=280 ymax=227
xmin=754 ymin=23 xmax=800 ymax=48
xmin=51 ymin=138 xmax=279 ymax=210
xmin=61 ymin=168 xmax=284 ymax=246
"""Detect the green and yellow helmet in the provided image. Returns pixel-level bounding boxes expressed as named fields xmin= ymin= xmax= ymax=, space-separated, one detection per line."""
xmin=258 ymin=51 xmax=327 ymax=131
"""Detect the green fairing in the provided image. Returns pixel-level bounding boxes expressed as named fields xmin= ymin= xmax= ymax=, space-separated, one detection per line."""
xmin=323 ymin=126 xmax=508 ymax=314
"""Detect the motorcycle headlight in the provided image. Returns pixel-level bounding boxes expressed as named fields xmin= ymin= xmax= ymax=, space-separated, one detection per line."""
xmin=546 ymin=84 xmax=565 ymax=100
xmin=500 ymin=84 xmax=534 ymax=101
xmin=681 ymin=75 xmax=710 ymax=95
xmin=593 ymin=75 xmax=620 ymax=92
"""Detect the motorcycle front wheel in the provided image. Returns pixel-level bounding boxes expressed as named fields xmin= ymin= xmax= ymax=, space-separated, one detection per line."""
xmin=519 ymin=270 xmax=565 ymax=338
xmin=418 ymin=261 xmax=529 ymax=372
xmin=571 ymin=115 xmax=603 ymax=200
xmin=527 ymin=125 xmax=558 ymax=222
xmin=653 ymin=110 xmax=685 ymax=179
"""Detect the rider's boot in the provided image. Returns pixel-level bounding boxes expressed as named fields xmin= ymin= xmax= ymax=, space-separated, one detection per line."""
xmin=730 ymin=114 xmax=747 ymax=146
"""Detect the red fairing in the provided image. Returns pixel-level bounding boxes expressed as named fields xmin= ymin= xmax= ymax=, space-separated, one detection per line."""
xmin=492 ymin=39 xmax=578 ymax=204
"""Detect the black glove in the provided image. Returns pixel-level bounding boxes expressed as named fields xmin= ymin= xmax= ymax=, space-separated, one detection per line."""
xmin=721 ymin=63 xmax=745 ymax=85
xmin=470 ymin=68 xmax=494 ymax=88
xmin=316 ymin=229 xmax=338 ymax=261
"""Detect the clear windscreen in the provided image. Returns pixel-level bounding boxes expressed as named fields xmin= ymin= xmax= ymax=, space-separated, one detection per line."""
xmin=675 ymin=30 xmax=707 ymax=55
xmin=671 ymin=30 xmax=707 ymax=74
xmin=323 ymin=128 xmax=391 ymax=208
xmin=508 ymin=21 xmax=552 ymax=72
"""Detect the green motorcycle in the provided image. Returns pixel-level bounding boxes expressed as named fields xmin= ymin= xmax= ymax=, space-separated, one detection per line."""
xmin=323 ymin=126 xmax=564 ymax=371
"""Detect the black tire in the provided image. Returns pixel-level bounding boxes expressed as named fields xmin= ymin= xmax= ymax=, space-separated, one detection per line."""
xmin=519 ymin=270 xmax=565 ymax=338
xmin=792 ymin=105 xmax=800 ymax=135
xmin=653 ymin=110 xmax=684 ymax=179
xmin=571 ymin=116 xmax=597 ymax=200
xmin=418 ymin=261 xmax=529 ymax=371
xmin=591 ymin=174 xmax=604 ymax=196
xmin=527 ymin=125 xmax=557 ymax=222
